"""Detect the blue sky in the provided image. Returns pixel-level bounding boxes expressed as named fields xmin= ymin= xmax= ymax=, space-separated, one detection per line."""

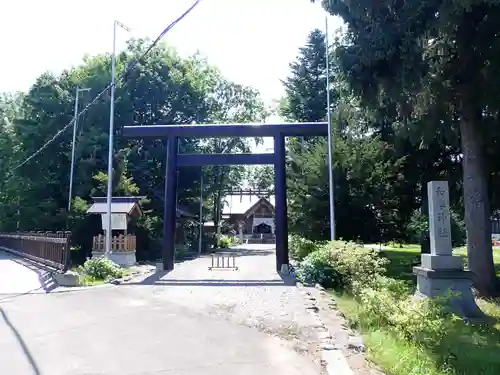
xmin=1 ymin=0 xmax=340 ymax=104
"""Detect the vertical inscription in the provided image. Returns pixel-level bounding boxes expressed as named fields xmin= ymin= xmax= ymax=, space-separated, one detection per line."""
xmin=428 ymin=181 xmax=452 ymax=255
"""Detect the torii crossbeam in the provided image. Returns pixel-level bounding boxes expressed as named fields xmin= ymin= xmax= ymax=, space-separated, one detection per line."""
xmin=122 ymin=122 xmax=328 ymax=273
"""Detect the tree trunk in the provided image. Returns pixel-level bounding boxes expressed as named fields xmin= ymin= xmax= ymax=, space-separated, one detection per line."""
xmin=459 ymin=100 xmax=498 ymax=296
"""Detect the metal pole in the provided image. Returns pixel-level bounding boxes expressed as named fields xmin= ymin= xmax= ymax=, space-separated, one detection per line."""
xmin=68 ymin=87 xmax=89 ymax=212
xmin=105 ymin=21 xmax=118 ymax=258
xmin=198 ymin=168 xmax=204 ymax=255
xmin=325 ymin=16 xmax=336 ymax=241
xmin=68 ymin=86 xmax=79 ymax=212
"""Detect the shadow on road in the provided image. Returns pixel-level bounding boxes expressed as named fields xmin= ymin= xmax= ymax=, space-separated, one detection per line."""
xmin=212 ymin=248 xmax=275 ymax=257
xmin=125 ymin=271 xmax=297 ymax=287
xmin=0 ymin=308 xmax=41 ymax=375
xmin=135 ymin=279 xmax=296 ymax=287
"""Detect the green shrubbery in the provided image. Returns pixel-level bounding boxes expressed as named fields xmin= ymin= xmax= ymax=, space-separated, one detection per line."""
xmin=217 ymin=234 xmax=234 ymax=248
xmin=289 ymin=234 xmax=321 ymax=260
xmin=77 ymin=257 xmax=125 ymax=284
xmin=296 ymin=240 xmax=388 ymax=289
xmin=293 ymin=235 xmax=500 ymax=374
xmin=294 ymin=238 xmax=457 ymax=346
xmin=353 ymin=277 xmax=451 ymax=346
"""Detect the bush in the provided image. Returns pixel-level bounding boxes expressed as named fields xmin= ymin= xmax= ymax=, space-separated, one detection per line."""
xmin=354 ymin=275 xmax=462 ymax=348
xmin=296 ymin=240 xmax=388 ymax=290
xmin=80 ymin=257 xmax=125 ymax=281
xmin=217 ymin=234 xmax=233 ymax=248
xmin=289 ymin=234 xmax=321 ymax=260
xmin=296 ymin=248 xmax=341 ymax=288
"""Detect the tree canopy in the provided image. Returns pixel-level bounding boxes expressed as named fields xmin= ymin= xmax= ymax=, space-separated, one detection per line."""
xmin=2 ymin=10 xmax=500 ymax=295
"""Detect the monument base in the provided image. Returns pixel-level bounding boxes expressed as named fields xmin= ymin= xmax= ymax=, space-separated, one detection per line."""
xmin=92 ymin=251 xmax=137 ymax=267
xmin=413 ymin=266 xmax=484 ymax=320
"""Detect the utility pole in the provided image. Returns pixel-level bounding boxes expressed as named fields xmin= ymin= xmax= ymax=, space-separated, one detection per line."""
xmin=68 ymin=86 xmax=90 ymax=212
xmin=105 ymin=20 xmax=131 ymax=258
xmin=325 ymin=16 xmax=336 ymax=241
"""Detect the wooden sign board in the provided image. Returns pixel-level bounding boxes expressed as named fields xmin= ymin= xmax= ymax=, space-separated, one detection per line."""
xmin=101 ymin=213 xmax=128 ymax=231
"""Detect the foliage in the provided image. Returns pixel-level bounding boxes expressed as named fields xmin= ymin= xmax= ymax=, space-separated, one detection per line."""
xmin=339 ymin=275 xmax=500 ymax=375
xmin=280 ymin=29 xmax=334 ymax=124
xmin=296 ymin=240 xmax=388 ymax=289
xmin=78 ymin=257 xmax=125 ymax=282
xmin=315 ymin=0 xmax=500 ymax=295
xmin=354 ymin=277 xmax=451 ymax=346
xmin=407 ymin=209 xmax=467 ymax=247
xmin=282 ymin=29 xmax=417 ymax=244
xmin=288 ymin=234 xmax=321 ymax=260
xmin=245 ymin=165 xmax=274 ymax=192
xmin=331 ymin=244 xmax=500 ymax=375
xmin=0 ymin=39 xmax=266 ymax=262
xmin=217 ymin=234 xmax=233 ymax=248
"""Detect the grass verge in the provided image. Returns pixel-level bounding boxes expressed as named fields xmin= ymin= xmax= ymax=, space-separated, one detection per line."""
xmin=331 ymin=244 xmax=500 ymax=375
xmin=334 ymin=291 xmax=500 ymax=375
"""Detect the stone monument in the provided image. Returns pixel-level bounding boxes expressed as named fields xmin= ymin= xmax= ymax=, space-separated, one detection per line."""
xmin=413 ymin=181 xmax=484 ymax=319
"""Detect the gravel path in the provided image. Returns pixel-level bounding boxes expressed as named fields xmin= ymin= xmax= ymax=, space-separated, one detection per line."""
xmin=125 ymin=244 xmax=322 ymax=359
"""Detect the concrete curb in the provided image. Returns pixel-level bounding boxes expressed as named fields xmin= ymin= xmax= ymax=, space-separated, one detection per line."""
xmin=296 ymin=281 xmax=355 ymax=375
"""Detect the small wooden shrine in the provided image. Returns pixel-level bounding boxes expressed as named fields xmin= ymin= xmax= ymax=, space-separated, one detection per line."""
xmin=86 ymin=196 xmax=144 ymax=266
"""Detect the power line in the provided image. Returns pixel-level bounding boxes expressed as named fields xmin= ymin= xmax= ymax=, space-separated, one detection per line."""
xmin=6 ymin=0 xmax=203 ymax=181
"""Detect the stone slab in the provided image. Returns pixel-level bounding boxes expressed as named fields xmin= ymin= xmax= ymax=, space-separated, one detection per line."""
xmin=414 ymin=266 xmax=484 ymax=319
xmin=92 ymin=251 xmax=136 ymax=267
xmin=421 ymin=254 xmax=464 ymax=270
xmin=413 ymin=266 xmax=472 ymax=279
xmin=53 ymin=270 xmax=80 ymax=287
xmin=428 ymin=181 xmax=453 ymax=256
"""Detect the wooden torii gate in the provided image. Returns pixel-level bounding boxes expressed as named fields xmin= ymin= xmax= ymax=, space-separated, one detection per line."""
xmin=123 ymin=122 xmax=328 ymax=272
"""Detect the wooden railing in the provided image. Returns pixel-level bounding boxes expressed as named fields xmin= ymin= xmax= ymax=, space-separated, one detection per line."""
xmin=92 ymin=234 xmax=136 ymax=253
xmin=0 ymin=231 xmax=71 ymax=272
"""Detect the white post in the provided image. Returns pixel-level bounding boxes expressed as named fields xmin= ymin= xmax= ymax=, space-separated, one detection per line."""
xmin=68 ymin=86 xmax=90 ymax=212
xmin=105 ymin=21 xmax=118 ymax=258
xmin=68 ymin=86 xmax=79 ymax=213
xmin=325 ymin=16 xmax=336 ymax=241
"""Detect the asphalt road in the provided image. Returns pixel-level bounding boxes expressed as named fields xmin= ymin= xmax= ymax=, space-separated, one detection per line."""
xmin=0 ymin=250 xmax=48 ymax=295
xmin=0 ymin=247 xmax=322 ymax=375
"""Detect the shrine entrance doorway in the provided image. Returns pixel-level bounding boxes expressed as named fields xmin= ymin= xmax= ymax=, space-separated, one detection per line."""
xmin=123 ymin=122 xmax=328 ymax=272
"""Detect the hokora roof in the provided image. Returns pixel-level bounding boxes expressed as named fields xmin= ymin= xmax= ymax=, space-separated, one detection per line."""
xmin=87 ymin=196 xmax=145 ymax=215
xmin=222 ymin=195 xmax=275 ymax=215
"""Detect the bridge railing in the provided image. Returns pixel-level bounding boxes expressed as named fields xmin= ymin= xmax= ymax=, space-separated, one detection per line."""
xmin=0 ymin=231 xmax=72 ymax=272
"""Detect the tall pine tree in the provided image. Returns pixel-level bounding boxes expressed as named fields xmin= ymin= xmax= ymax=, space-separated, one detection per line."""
xmin=280 ymin=29 xmax=334 ymax=123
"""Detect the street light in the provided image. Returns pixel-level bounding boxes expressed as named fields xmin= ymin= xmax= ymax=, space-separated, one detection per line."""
xmin=105 ymin=20 xmax=132 ymax=258
xmin=325 ymin=16 xmax=336 ymax=241
xmin=68 ymin=86 xmax=90 ymax=212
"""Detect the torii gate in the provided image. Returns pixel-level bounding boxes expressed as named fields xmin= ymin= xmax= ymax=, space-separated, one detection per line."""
xmin=123 ymin=122 xmax=328 ymax=272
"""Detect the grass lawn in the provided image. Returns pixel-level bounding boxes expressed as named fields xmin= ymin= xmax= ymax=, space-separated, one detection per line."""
xmin=380 ymin=244 xmax=500 ymax=283
xmin=332 ymin=244 xmax=500 ymax=375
